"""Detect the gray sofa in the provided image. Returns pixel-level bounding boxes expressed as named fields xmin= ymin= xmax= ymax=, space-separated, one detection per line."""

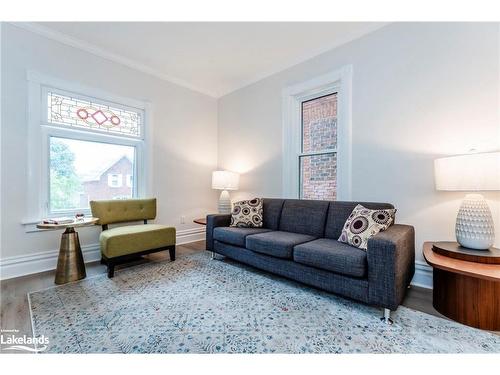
xmin=206 ymin=198 xmax=415 ymax=322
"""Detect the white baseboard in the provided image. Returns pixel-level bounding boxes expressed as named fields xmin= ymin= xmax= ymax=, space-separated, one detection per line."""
xmin=0 ymin=227 xmax=205 ymax=281
xmin=411 ymin=260 xmax=433 ymax=289
xmin=176 ymin=227 xmax=205 ymax=245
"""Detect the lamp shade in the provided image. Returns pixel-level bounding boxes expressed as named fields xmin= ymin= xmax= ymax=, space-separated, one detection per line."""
xmin=212 ymin=170 xmax=239 ymax=190
xmin=434 ymin=152 xmax=500 ymax=191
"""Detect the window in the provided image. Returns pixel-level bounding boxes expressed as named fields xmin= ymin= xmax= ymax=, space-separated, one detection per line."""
xmin=282 ymin=66 xmax=352 ymax=201
xmin=50 ymin=138 xmax=134 ymax=211
xmin=299 ymin=93 xmax=337 ymax=200
xmin=126 ymin=174 xmax=133 ymax=188
xmin=107 ymin=174 xmax=123 ymax=188
xmin=47 ymin=91 xmax=141 ymax=138
xmin=26 ymin=71 xmax=149 ymax=221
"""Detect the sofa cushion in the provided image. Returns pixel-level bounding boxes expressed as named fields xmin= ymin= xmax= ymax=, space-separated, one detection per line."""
xmin=338 ymin=204 xmax=396 ymax=250
xmin=293 ymin=238 xmax=367 ymax=278
xmin=100 ymin=224 xmax=175 ymax=258
xmin=230 ymin=198 xmax=264 ymax=227
xmin=278 ymin=199 xmax=329 ymax=237
xmin=324 ymin=201 xmax=395 ymax=240
xmin=246 ymin=231 xmax=316 ymax=259
xmin=213 ymin=227 xmax=272 ymax=247
xmin=262 ymin=198 xmax=285 ymax=230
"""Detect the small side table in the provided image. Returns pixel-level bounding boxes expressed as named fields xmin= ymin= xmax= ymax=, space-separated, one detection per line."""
xmin=423 ymin=241 xmax=500 ymax=330
xmin=37 ymin=217 xmax=99 ymax=285
xmin=193 ymin=218 xmax=207 ymax=225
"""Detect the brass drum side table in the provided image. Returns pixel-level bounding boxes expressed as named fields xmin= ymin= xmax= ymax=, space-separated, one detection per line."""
xmin=37 ymin=217 xmax=99 ymax=285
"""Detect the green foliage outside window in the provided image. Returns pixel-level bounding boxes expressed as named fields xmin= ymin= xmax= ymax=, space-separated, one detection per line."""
xmin=50 ymin=139 xmax=82 ymax=210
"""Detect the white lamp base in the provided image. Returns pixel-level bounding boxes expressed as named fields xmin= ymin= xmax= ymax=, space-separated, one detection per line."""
xmin=218 ymin=190 xmax=232 ymax=214
xmin=456 ymin=193 xmax=495 ymax=250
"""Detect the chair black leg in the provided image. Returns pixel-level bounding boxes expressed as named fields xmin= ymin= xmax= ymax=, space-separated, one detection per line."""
xmin=100 ymin=258 xmax=105 ymax=265
xmin=169 ymin=246 xmax=175 ymax=261
xmin=107 ymin=264 xmax=115 ymax=278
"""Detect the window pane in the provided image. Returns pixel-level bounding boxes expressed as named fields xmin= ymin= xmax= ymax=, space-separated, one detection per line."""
xmin=302 ymin=93 xmax=337 ymax=153
xmin=47 ymin=92 xmax=141 ymax=138
xmin=300 ymin=153 xmax=336 ymax=200
xmin=49 ymin=137 xmax=135 ymax=212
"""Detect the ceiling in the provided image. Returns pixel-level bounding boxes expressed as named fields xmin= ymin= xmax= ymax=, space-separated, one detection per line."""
xmin=32 ymin=22 xmax=387 ymax=97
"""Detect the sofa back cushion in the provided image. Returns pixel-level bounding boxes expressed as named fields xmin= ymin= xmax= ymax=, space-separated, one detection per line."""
xmin=262 ymin=198 xmax=285 ymax=230
xmin=279 ymin=199 xmax=329 ymax=237
xmin=324 ymin=201 xmax=394 ymax=240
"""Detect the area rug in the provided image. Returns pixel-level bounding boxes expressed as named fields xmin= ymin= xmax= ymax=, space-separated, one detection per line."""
xmin=29 ymin=252 xmax=500 ymax=353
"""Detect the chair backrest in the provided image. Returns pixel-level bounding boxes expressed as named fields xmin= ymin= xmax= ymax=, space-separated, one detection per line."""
xmin=90 ymin=198 xmax=157 ymax=225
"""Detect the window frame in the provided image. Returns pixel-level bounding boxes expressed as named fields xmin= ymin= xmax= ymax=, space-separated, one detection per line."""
xmin=282 ymin=66 xmax=352 ymax=200
xmin=25 ymin=71 xmax=152 ymax=223
xmin=299 ymin=93 xmax=338 ymax=199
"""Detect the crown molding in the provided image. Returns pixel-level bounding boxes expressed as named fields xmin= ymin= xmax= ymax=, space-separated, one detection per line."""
xmin=9 ymin=22 xmax=389 ymax=99
xmin=9 ymin=22 xmax=218 ymax=98
xmin=216 ymin=23 xmax=389 ymax=98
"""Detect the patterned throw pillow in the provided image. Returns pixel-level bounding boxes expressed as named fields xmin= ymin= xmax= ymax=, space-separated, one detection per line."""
xmin=230 ymin=198 xmax=264 ymax=228
xmin=338 ymin=204 xmax=396 ymax=250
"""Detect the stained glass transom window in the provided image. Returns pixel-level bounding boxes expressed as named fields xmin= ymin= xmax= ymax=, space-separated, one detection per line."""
xmin=47 ymin=91 xmax=142 ymax=138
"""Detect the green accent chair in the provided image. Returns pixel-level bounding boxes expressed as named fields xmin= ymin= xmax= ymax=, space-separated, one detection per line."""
xmin=90 ymin=198 xmax=176 ymax=278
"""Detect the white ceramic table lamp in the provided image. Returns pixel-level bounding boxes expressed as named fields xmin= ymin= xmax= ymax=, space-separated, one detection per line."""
xmin=434 ymin=151 xmax=500 ymax=250
xmin=212 ymin=170 xmax=239 ymax=214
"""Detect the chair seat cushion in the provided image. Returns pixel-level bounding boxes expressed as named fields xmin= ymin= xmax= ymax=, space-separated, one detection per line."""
xmin=246 ymin=231 xmax=316 ymax=259
xmin=100 ymin=224 xmax=176 ymax=258
xmin=293 ymin=238 xmax=367 ymax=278
xmin=213 ymin=227 xmax=272 ymax=247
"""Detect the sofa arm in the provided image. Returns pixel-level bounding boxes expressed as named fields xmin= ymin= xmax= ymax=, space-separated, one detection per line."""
xmin=367 ymin=224 xmax=415 ymax=310
xmin=206 ymin=214 xmax=231 ymax=251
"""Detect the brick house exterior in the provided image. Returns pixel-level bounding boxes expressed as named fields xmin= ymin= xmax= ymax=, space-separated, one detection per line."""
xmin=301 ymin=93 xmax=337 ymax=201
xmin=79 ymin=156 xmax=133 ymax=207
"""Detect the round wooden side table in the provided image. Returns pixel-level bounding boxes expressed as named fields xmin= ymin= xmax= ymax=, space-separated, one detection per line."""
xmin=37 ymin=217 xmax=99 ymax=285
xmin=423 ymin=241 xmax=500 ymax=331
xmin=193 ymin=218 xmax=207 ymax=225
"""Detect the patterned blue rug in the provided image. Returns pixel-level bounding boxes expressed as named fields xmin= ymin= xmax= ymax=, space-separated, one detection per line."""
xmin=29 ymin=252 xmax=500 ymax=353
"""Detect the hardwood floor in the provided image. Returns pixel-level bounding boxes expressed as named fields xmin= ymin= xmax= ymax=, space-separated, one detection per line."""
xmin=0 ymin=240 xmax=486 ymax=354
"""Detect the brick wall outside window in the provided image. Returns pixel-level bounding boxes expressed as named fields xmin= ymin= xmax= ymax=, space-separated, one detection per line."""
xmin=300 ymin=93 xmax=337 ymax=200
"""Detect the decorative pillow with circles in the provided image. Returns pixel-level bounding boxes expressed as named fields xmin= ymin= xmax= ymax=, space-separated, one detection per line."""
xmin=338 ymin=204 xmax=396 ymax=250
xmin=230 ymin=198 xmax=264 ymax=228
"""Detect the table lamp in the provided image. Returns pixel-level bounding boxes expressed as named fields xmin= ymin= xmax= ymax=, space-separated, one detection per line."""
xmin=212 ymin=170 xmax=239 ymax=214
xmin=434 ymin=151 xmax=500 ymax=250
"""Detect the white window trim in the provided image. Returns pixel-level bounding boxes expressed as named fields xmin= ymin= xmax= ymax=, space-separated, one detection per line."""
xmin=282 ymin=65 xmax=352 ymax=200
xmin=23 ymin=71 xmax=153 ymax=229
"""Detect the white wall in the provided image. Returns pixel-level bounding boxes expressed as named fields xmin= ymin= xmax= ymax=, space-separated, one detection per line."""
xmin=1 ymin=22 xmax=499 ymax=284
xmin=0 ymin=23 xmax=218 ymax=270
xmin=218 ymin=23 xmax=500 ymax=272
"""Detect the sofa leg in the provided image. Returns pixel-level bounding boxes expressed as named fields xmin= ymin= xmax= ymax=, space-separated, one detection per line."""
xmin=380 ymin=308 xmax=393 ymax=325
xmin=107 ymin=264 xmax=115 ymax=278
xmin=169 ymin=246 xmax=175 ymax=261
xmin=211 ymin=251 xmax=216 ymax=260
